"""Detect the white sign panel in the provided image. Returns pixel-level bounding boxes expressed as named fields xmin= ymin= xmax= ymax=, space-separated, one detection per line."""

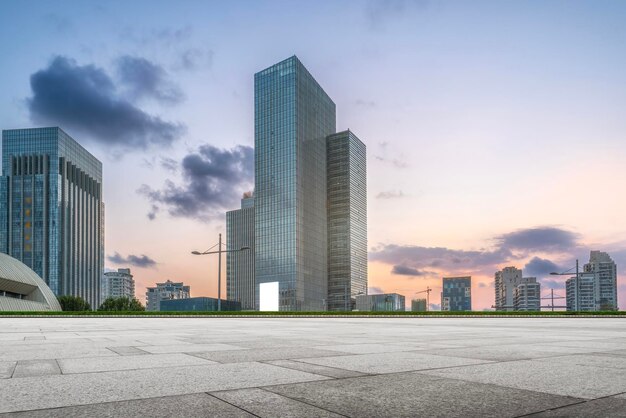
xmin=259 ymin=281 xmax=279 ymax=311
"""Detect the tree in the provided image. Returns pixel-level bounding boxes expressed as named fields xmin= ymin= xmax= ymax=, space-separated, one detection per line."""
xmin=57 ymin=295 xmax=91 ymax=311
xmin=98 ymin=297 xmax=145 ymax=312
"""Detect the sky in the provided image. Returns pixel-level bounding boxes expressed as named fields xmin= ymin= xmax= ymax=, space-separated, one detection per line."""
xmin=1 ymin=0 xmax=625 ymax=310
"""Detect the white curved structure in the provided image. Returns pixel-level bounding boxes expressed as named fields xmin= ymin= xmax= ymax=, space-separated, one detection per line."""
xmin=0 ymin=253 xmax=61 ymax=311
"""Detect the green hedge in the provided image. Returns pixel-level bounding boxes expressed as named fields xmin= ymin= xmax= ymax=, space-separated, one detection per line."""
xmin=0 ymin=310 xmax=624 ymax=316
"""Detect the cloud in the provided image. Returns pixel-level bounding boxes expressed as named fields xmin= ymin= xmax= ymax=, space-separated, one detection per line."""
xmin=376 ymin=190 xmax=404 ymax=199
xmin=178 ymin=48 xmax=214 ymax=71
xmin=368 ymin=286 xmax=385 ymax=294
xmin=139 ymin=144 xmax=254 ymax=220
xmin=108 ymin=252 xmax=157 ymax=268
xmin=365 ymin=0 xmax=427 ymax=30
xmin=523 ymin=256 xmax=563 ymax=278
xmin=391 ymin=265 xmax=429 ymax=276
xmin=159 ymin=157 xmax=178 ymax=173
xmin=27 ymin=56 xmax=184 ymax=150
xmin=497 ymin=227 xmax=579 ymax=253
xmin=478 ymin=282 xmax=488 ymax=288
xmin=355 ymin=99 xmax=376 ymax=108
xmin=116 ymin=55 xmax=184 ymax=104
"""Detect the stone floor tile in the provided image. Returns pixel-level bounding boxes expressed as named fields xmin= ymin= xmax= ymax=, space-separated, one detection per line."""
xmin=526 ymin=397 xmax=626 ymax=417
xmin=192 ymin=347 xmax=348 ymax=363
xmin=298 ymin=350 xmax=492 ymax=374
xmin=213 ymin=388 xmax=344 ymax=417
xmin=0 ymin=393 xmax=253 ymax=418
xmin=0 ymin=361 xmax=16 ymax=379
xmin=106 ymin=346 xmax=149 ymax=356
xmin=12 ymin=360 xmax=60 ymax=378
xmin=265 ymin=359 xmax=368 ymax=379
xmin=266 ymin=372 xmax=580 ymax=418
xmin=139 ymin=343 xmax=245 ymax=354
xmin=58 ymin=353 xmax=217 ymax=374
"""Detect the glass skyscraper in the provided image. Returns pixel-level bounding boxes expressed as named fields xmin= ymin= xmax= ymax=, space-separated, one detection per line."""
xmin=226 ymin=192 xmax=255 ymax=310
xmin=326 ymin=130 xmax=367 ymax=311
xmin=254 ymin=56 xmax=336 ymax=311
xmin=0 ymin=127 xmax=104 ymax=308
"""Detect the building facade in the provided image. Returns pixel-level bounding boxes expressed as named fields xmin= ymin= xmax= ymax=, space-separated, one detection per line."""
xmin=254 ymin=56 xmax=336 ymax=311
xmin=0 ymin=127 xmax=104 ymax=309
xmin=411 ymin=298 xmax=427 ymax=312
xmin=584 ymin=251 xmax=618 ymax=310
xmin=441 ymin=276 xmax=472 ymax=311
xmin=226 ymin=192 xmax=255 ymax=310
xmin=356 ymin=293 xmax=405 ymax=312
xmin=326 ymin=130 xmax=367 ymax=311
xmin=566 ymin=273 xmax=598 ymax=311
xmin=145 ymin=280 xmax=190 ymax=311
xmin=103 ymin=268 xmax=135 ymax=300
xmin=514 ymin=280 xmax=541 ymax=311
xmin=160 ymin=297 xmax=241 ymax=312
xmin=494 ymin=267 xmax=522 ymax=311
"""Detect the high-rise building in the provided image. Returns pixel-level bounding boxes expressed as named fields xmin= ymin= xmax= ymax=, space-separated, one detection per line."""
xmin=441 ymin=276 xmax=472 ymax=311
xmin=411 ymin=298 xmax=427 ymax=312
xmin=584 ymin=251 xmax=618 ymax=310
xmin=145 ymin=280 xmax=190 ymax=311
xmin=514 ymin=280 xmax=541 ymax=311
xmin=226 ymin=192 xmax=255 ymax=310
xmin=103 ymin=268 xmax=135 ymax=300
xmin=254 ymin=56 xmax=336 ymax=311
xmin=0 ymin=127 xmax=104 ymax=309
xmin=566 ymin=272 xmax=598 ymax=311
xmin=356 ymin=293 xmax=405 ymax=312
xmin=326 ymin=130 xmax=367 ymax=311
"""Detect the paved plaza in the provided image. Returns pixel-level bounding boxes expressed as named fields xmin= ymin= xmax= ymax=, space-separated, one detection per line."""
xmin=0 ymin=317 xmax=625 ymax=417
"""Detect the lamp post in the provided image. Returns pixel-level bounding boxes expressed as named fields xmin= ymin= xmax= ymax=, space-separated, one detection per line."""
xmin=191 ymin=233 xmax=250 ymax=312
xmin=550 ymin=259 xmax=580 ymax=311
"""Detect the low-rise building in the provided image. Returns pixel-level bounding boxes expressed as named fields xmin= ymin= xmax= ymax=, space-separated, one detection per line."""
xmin=103 ymin=268 xmax=135 ymax=300
xmin=411 ymin=298 xmax=427 ymax=312
xmin=145 ymin=280 xmax=190 ymax=311
xmin=514 ymin=280 xmax=541 ymax=311
xmin=160 ymin=297 xmax=241 ymax=312
xmin=355 ymin=293 xmax=405 ymax=312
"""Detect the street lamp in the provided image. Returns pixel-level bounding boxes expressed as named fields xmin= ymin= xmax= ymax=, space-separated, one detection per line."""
xmin=191 ymin=233 xmax=250 ymax=311
xmin=550 ymin=259 xmax=580 ymax=311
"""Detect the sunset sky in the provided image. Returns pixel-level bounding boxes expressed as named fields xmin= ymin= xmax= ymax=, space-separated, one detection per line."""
xmin=1 ymin=0 xmax=625 ymax=310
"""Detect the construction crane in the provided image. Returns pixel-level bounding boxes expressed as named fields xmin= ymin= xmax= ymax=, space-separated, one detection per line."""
xmin=414 ymin=287 xmax=432 ymax=311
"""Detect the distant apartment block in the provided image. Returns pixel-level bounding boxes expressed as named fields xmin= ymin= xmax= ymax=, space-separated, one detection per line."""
xmin=160 ymin=297 xmax=241 ymax=312
xmin=356 ymin=293 xmax=405 ymax=312
xmin=584 ymin=251 xmax=618 ymax=310
xmin=514 ymin=279 xmax=541 ymax=311
xmin=0 ymin=127 xmax=104 ymax=309
xmin=441 ymin=276 xmax=471 ymax=311
xmin=495 ymin=267 xmax=541 ymax=311
xmin=226 ymin=192 xmax=255 ymax=310
xmin=566 ymin=272 xmax=598 ymax=311
xmin=103 ymin=268 xmax=135 ymax=300
xmin=145 ymin=280 xmax=190 ymax=311
xmin=411 ymin=298 xmax=427 ymax=312
xmin=326 ymin=130 xmax=367 ymax=311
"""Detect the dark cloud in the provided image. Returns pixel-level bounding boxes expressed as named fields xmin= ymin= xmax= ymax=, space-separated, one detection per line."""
xmin=497 ymin=227 xmax=579 ymax=252
xmin=159 ymin=157 xmax=178 ymax=173
xmin=28 ymin=56 xmax=184 ymax=150
xmin=523 ymin=256 xmax=563 ymax=278
xmin=139 ymin=144 xmax=254 ymax=220
xmin=370 ymin=244 xmax=514 ymax=271
xmin=108 ymin=252 xmax=157 ymax=268
xmin=178 ymin=48 xmax=214 ymax=71
xmin=116 ymin=55 xmax=184 ymax=104
xmin=391 ymin=265 xmax=429 ymax=276
xmin=376 ymin=190 xmax=404 ymax=199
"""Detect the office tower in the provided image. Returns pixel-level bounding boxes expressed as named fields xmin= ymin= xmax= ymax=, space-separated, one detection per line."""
xmin=494 ymin=267 xmax=522 ymax=311
xmin=441 ymin=276 xmax=472 ymax=311
xmin=0 ymin=127 xmax=104 ymax=309
xmin=411 ymin=298 xmax=427 ymax=312
xmin=326 ymin=130 xmax=367 ymax=311
xmin=226 ymin=192 xmax=255 ymax=310
xmin=356 ymin=293 xmax=405 ymax=312
xmin=103 ymin=268 xmax=135 ymax=300
xmin=514 ymin=279 xmax=541 ymax=311
xmin=584 ymin=251 xmax=618 ymax=310
xmin=145 ymin=280 xmax=190 ymax=311
xmin=566 ymin=273 xmax=598 ymax=311
xmin=254 ymin=56 xmax=336 ymax=311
